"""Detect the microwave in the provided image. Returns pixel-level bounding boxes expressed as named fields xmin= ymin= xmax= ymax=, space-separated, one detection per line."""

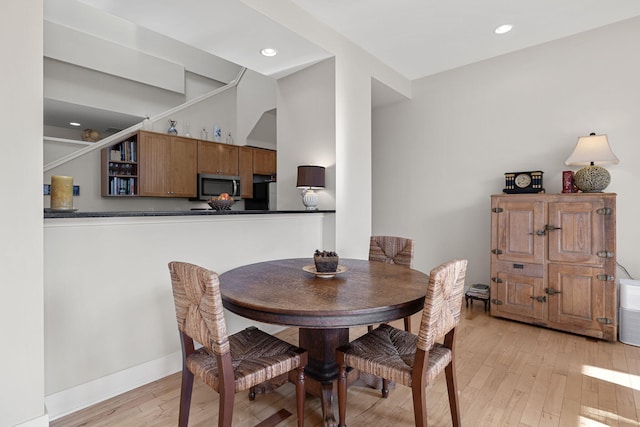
xmin=194 ymin=174 xmax=241 ymax=201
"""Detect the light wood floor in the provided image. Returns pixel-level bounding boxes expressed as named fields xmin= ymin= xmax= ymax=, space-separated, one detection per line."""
xmin=51 ymin=304 xmax=640 ymax=427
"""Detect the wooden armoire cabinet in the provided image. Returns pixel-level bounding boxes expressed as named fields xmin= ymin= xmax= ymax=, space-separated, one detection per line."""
xmin=490 ymin=193 xmax=617 ymax=341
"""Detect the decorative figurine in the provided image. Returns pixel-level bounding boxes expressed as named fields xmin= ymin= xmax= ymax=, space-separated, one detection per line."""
xmin=168 ymin=120 xmax=178 ymax=135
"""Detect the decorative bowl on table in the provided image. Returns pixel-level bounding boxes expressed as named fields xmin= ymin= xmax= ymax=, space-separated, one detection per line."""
xmin=313 ymin=249 xmax=339 ymax=273
xmin=208 ymin=199 xmax=235 ymax=210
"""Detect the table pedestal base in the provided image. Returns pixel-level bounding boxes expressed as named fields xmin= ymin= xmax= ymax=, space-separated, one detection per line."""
xmin=297 ymin=327 xmax=358 ymax=427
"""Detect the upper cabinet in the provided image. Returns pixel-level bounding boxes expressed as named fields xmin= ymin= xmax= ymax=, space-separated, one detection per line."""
xmin=138 ymin=131 xmax=197 ymax=198
xmin=252 ymin=148 xmax=277 ymax=176
xmin=239 ymin=147 xmax=254 ymax=199
xmin=197 ymin=141 xmax=239 ymax=176
xmin=238 ymin=147 xmax=278 ymax=199
xmin=101 ymin=132 xmax=276 ymax=200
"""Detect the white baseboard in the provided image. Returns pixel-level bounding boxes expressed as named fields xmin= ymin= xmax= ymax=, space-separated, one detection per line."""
xmin=14 ymin=413 xmax=49 ymax=427
xmin=45 ymin=351 xmax=182 ymax=421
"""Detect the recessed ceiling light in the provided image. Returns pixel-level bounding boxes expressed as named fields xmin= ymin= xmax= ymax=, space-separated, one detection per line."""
xmin=260 ymin=48 xmax=278 ymax=57
xmin=69 ymin=122 xmax=81 ymax=126
xmin=494 ymin=24 xmax=513 ymax=35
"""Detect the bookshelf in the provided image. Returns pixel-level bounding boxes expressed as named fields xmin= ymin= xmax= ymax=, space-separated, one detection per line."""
xmin=101 ymin=135 xmax=138 ymax=196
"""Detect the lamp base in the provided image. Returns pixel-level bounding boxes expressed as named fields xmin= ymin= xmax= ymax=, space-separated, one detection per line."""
xmin=573 ymin=165 xmax=611 ymax=193
xmin=301 ymin=188 xmax=319 ymax=210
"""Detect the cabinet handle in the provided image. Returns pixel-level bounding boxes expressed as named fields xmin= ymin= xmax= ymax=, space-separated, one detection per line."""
xmin=597 ymin=250 xmax=614 ymax=258
xmin=529 ymin=295 xmax=547 ymax=302
xmin=545 ymin=287 xmax=561 ymax=295
xmin=491 ymin=277 xmax=503 ymax=283
xmin=528 ymin=230 xmax=546 ymax=236
xmin=545 ymin=224 xmax=562 ymax=231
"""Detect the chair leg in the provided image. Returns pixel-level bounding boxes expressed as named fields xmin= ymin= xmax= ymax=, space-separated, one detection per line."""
xmin=337 ymin=356 xmax=348 ymax=427
xmin=248 ymin=386 xmax=256 ymax=401
xmin=411 ymin=383 xmax=428 ymax=427
xmin=294 ymin=366 xmax=306 ymax=427
xmin=381 ymin=379 xmax=389 ymax=398
xmin=178 ymin=367 xmax=194 ymax=427
xmin=218 ymin=386 xmax=235 ymax=427
xmin=403 ymin=316 xmax=412 ymax=333
xmin=367 ymin=325 xmax=373 ymax=332
xmin=445 ymin=361 xmax=461 ymax=427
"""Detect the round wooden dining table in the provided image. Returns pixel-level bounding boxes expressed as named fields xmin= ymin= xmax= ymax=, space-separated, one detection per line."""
xmin=219 ymin=258 xmax=429 ymax=427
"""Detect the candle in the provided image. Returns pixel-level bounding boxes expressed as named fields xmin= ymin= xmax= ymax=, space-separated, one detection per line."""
xmin=51 ymin=176 xmax=73 ymax=210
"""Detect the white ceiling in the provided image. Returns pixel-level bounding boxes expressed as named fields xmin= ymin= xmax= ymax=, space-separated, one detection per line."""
xmin=50 ymin=0 xmax=640 ymax=132
xmin=77 ymin=0 xmax=640 ymax=80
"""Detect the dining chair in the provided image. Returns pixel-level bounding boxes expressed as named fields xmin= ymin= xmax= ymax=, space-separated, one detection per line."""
xmin=336 ymin=259 xmax=468 ymax=427
xmin=368 ymin=235 xmax=415 ymax=332
xmin=168 ymin=261 xmax=308 ymax=427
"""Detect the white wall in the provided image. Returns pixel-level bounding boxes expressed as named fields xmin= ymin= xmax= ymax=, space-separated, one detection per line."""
xmin=236 ymin=69 xmax=277 ymax=148
xmin=1 ymin=1 xmax=47 ymax=426
xmin=372 ymin=16 xmax=640 ymax=285
xmin=277 ymin=58 xmax=336 ymax=212
xmin=43 ymin=213 xmax=334 ymax=418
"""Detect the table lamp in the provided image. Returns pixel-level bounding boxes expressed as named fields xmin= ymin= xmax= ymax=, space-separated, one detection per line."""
xmin=296 ymin=165 xmax=325 ymax=210
xmin=564 ymin=133 xmax=619 ymax=192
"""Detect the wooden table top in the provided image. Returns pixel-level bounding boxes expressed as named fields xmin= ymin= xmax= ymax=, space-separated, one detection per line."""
xmin=219 ymin=258 xmax=429 ymax=328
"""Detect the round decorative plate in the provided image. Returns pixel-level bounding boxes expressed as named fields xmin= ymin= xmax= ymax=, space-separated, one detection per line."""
xmin=303 ymin=264 xmax=347 ymax=279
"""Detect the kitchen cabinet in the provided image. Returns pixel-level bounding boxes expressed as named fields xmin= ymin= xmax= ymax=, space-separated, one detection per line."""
xmin=138 ymin=131 xmax=197 ymax=197
xmin=490 ymin=193 xmax=616 ymax=341
xmin=197 ymin=140 xmax=239 ymax=176
xmin=238 ymin=147 xmax=278 ymax=199
xmin=252 ymin=148 xmax=277 ymax=176
xmin=239 ymin=146 xmax=253 ymax=199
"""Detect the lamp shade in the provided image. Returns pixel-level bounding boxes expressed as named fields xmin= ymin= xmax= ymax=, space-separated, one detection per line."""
xmin=565 ymin=133 xmax=619 ymax=166
xmin=296 ymin=165 xmax=325 ymax=188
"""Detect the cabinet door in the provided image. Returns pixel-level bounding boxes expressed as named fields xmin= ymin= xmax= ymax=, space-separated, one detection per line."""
xmin=198 ymin=141 xmax=239 ymax=176
xmin=169 ymin=136 xmax=197 ymax=197
xmin=547 ymin=200 xmax=605 ymax=265
xmin=547 ymin=264 xmax=609 ymax=338
xmin=253 ymin=149 xmax=276 ymax=176
xmin=491 ymin=272 xmax=545 ymax=321
xmin=218 ymin=144 xmax=239 ymax=176
xmin=139 ymin=132 xmax=171 ymax=196
xmin=239 ymin=147 xmax=253 ymax=199
xmin=493 ymin=199 xmax=545 ymax=264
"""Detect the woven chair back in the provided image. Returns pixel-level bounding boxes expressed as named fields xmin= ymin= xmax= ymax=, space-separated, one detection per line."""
xmin=416 ymin=259 xmax=467 ymax=352
xmin=168 ymin=261 xmax=230 ymax=355
xmin=369 ymin=236 xmax=414 ymax=267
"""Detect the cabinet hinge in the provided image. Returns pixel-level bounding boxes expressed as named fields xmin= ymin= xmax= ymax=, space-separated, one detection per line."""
xmin=596 ymin=207 xmax=613 ymax=215
xmin=597 ymin=317 xmax=613 ymax=325
xmin=492 ymin=207 xmax=504 ymax=213
xmin=491 ymin=299 xmax=503 ymax=305
xmin=596 ymin=250 xmax=614 ymax=258
xmin=597 ymin=274 xmax=614 ymax=282
xmin=491 ymin=249 xmax=503 ymax=255
xmin=491 ymin=277 xmax=503 ymax=283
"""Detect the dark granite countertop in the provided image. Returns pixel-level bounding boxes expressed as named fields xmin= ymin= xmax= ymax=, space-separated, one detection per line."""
xmin=44 ymin=209 xmax=336 ymax=219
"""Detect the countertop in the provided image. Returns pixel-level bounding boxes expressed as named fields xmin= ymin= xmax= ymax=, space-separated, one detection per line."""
xmin=44 ymin=209 xmax=336 ymax=219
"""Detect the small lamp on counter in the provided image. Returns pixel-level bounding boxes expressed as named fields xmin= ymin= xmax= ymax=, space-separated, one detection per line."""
xmin=296 ymin=165 xmax=325 ymax=210
xmin=565 ymin=133 xmax=619 ymax=192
